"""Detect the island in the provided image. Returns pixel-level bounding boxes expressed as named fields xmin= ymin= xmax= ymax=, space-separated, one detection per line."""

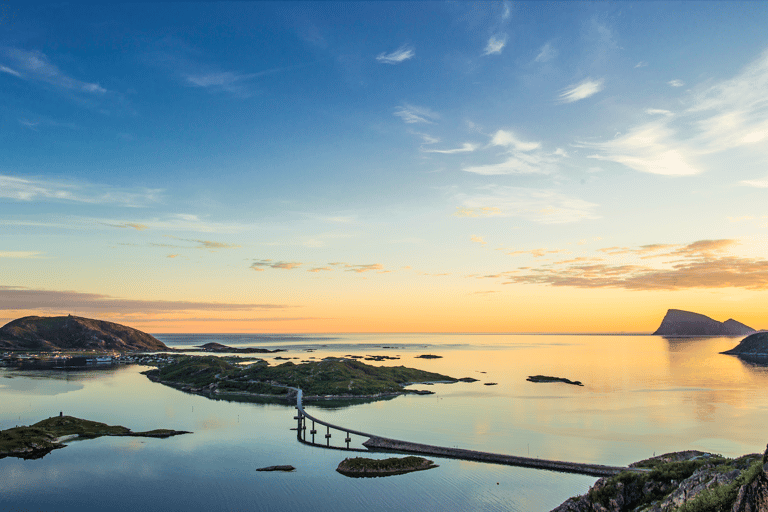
xmin=552 ymin=447 xmax=768 ymax=511
xmin=143 ymin=355 xmax=458 ymax=401
xmin=192 ymin=342 xmax=285 ymax=354
xmin=721 ymin=331 xmax=768 ymax=360
xmin=0 ymin=415 xmax=190 ymax=460
xmin=336 ymin=456 xmax=438 ymax=477
xmin=652 ymin=309 xmax=755 ymax=337
xmin=527 ymin=375 xmax=583 ymax=386
xmin=0 ymin=315 xmax=168 ymax=352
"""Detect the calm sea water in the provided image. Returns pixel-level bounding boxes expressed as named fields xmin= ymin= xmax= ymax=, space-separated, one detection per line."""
xmin=1 ymin=334 xmax=766 ymax=512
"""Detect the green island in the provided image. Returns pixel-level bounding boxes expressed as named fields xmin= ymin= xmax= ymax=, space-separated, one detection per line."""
xmin=527 ymin=375 xmax=583 ymax=386
xmin=553 ymin=449 xmax=768 ymax=511
xmin=0 ymin=415 xmax=191 ymax=460
xmin=143 ymin=355 xmax=457 ymax=401
xmin=336 ymin=456 xmax=438 ymax=477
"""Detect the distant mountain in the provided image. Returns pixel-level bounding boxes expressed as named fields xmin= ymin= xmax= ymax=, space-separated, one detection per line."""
xmin=653 ymin=309 xmax=755 ymax=336
xmin=721 ymin=332 xmax=768 ymax=358
xmin=0 ymin=315 xmax=168 ymax=352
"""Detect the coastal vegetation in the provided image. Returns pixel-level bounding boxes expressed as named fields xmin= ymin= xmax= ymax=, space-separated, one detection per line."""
xmin=0 ymin=415 xmax=190 ymax=460
xmin=553 ymin=450 xmax=766 ymax=511
xmin=143 ymin=355 xmax=457 ymax=400
xmin=336 ymin=456 xmax=438 ymax=477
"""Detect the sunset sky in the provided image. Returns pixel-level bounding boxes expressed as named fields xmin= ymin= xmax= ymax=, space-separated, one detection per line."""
xmin=2 ymin=1 xmax=768 ymax=333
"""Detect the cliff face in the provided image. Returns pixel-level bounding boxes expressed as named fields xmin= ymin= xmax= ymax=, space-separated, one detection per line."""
xmin=0 ymin=315 xmax=168 ymax=352
xmin=552 ymin=448 xmax=768 ymax=512
xmin=653 ymin=309 xmax=755 ymax=336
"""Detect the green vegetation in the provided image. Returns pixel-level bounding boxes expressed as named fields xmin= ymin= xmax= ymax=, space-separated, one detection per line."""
xmin=0 ymin=415 xmax=189 ymax=459
xmin=676 ymin=458 xmax=763 ymax=512
xmin=144 ymin=355 xmax=456 ymax=400
xmin=336 ymin=456 xmax=437 ymax=476
xmin=581 ymin=452 xmax=764 ymax=511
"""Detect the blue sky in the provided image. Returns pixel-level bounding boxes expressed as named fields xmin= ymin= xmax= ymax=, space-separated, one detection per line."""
xmin=2 ymin=1 xmax=768 ymax=332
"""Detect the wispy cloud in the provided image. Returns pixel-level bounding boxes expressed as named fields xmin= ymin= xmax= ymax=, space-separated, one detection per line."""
xmin=668 ymin=79 xmax=685 ymax=87
xmin=0 ymin=64 xmax=21 ymax=77
xmin=163 ymin=235 xmax=240 ymax=250
xmin=635 ymin=61 xmax=648 ymax=68
xmin=251 ymin=259 xmax=302 ymax=271
xmin=558 ymin=78 xmax=604 ymax=103
xmin=741 ymin=176 xmax=768 ymax=188
xmin=462 ymin=130 xmax=556 ymax=175
xmin=394 ymin=104 xmax=439 ymax=124
xmin=471 ymin=235 xmax=487 ymax=245
xmin=455 ymin=185 xmax=600 ymax=224
xmin=3 ymin=48 xmax=107 ymax=94
xmin=501 ymin=239 xmax=768 ymax=291
xmin=645 ymin=108 xmax=673 ymax=117
xmin=0 ymin=174 xmax=162 ymax=207
xmin=534 ymin=42 xmax=557 ymax=63
xmin=100 ymin=222 xmax=149 ymax=231
xmin=483 ymin=34 xmax=507 ymax=56
xmin=0 ymin=286 xmax=292 ymax=313
xmin=376 ymin=45 xmax=415 ymax=64
xmin=423 ymin=143 xmax=479 ymax=154
xmin=344 ymin=263 xmax=384 ymax=273
xmin=0 ymin=251 xmax=43 ymax=259
xmin=584 ymin=121 xmax=701 ymax=176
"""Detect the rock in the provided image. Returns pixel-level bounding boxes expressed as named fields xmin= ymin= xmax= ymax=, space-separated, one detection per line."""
xmin=527 ymin=375 xmax=583 ymax=386
xmin=653 ymin=309 xmax=755 ymax=336
xmin=256 ymin=465 xmax=295 ymax=472
xmin=722 ymin=332 xmax=768 ymax=359
xmin=457 ymin=377 xmax=479 ymax=383
xmin=416 ymin=354 xmax=442 ymax=359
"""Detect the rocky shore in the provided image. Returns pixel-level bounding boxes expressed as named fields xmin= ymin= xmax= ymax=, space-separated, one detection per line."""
xmin=552 ymin=448 xmax=768 ymax=511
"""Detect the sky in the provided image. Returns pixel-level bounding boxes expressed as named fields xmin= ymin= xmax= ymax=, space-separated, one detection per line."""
xmin=2 ymin=1 xmax=768 ymax=334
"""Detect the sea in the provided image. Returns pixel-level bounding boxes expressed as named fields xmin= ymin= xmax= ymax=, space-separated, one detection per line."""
xmin=2 ymin=333 xmax=767 ymax=512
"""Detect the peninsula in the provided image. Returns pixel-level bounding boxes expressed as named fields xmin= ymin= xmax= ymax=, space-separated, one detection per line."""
xmin=0 ymin=315 xmax=168 ymax=352
xmin=652 ymin=309 xmax=755 ymax=337
xmin=552 ymin=447 xmax=768 ymax=511
xmin=721 ymin=331 xmax=768 ymax=360
xmin=143 ymin=355 xmax=457 ymax=401
xmin=0 ymin=415 xmax=190 ymax=460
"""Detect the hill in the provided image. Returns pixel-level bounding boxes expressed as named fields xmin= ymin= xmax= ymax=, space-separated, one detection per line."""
xmin=721 ymin=331 xmax=768 ymax=359
xmin=0 ymin=315 xmax=168 ymax=352
xmin=652 ymin=309 xmax=755 ymax=336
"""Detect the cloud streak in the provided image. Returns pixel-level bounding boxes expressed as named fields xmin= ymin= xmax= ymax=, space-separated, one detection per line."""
xmin=483 ymin=34 xmax=507 ymax=56
xmin=2 ymin=48 xmax=107 ymax=94
xmin=558 ymin=78 xmax=604 ymax=103
xmin=394 ymin=104 xmax=439 ymax=124
xmin=376 ymin=45 xmax=415 ymax=64
xmin=0 ymin=286 xmax=292 ymax=314
xmin=0 ymin=175 xmax=162 ymax=207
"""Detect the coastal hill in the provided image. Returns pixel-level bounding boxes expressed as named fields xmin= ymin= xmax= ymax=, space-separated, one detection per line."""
xmin=722 ymin=332 xmax=768 ymax=359
xmin=0 ymin=315 xmax=168 ymax=352
xmin=652 ymin=309 xmax=755 ymax=336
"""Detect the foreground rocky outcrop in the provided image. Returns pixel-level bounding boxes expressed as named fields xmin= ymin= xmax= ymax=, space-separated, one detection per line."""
xmin=552 ymin=448 xmax=768 ymax=511
xmin=653 ymin=309 xmax=755 ymax=337
xmin=0 ymin=315 xmax=168 ymax=352
xmin=722 ymin=332 xmax=768 ymax=360
xmin=0 ymin=415 xmax=190 ymax=460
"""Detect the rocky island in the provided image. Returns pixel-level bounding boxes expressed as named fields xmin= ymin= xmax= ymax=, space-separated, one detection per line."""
xmin=653 ymin=309 xmax=755 ymax=337
xmin=0 ymin=415 xmax=190 ymax=460
xmin=721 ymin=331 xmax=768 ymax=361
xmin=143 ymin=355 xmax=457 ymax=401
xmin=336 ymin=456 xmax=438 ymax=477
xmin=527 ymin=375 xmax=583 ymax=386
xmin=552 ymin=447 xmax=768 ymax=511
xmin=0 ymin=315 xmax=168 ymax=352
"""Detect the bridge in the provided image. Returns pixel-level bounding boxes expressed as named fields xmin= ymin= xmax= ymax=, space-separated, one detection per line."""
xmin=290 ymin=387 xmax=646 ymax=477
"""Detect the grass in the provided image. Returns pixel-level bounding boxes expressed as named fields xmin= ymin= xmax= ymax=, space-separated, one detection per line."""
xmin=0 ymin=415 xmax=188 ymax=459
xmin=337 ymin=456 xmax=437 ymax=475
